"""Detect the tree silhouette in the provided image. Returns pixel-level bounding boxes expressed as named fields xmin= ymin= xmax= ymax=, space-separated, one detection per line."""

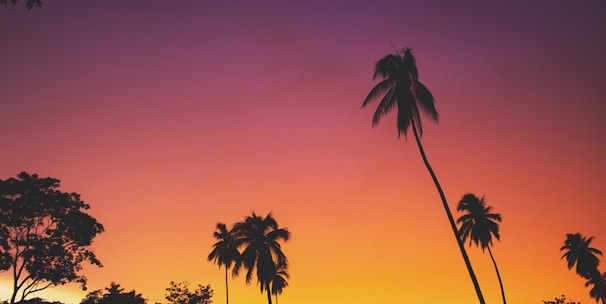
xmin=542 ymin=294 xmax=580 ymax=304
xmin=164 ymin=281 xmax=213 ymax=304
xmin=80 ymin=282 xmax=146 ymax=304
xmin=561 ymin=233 xmax=602 ymax=279
xmin=585 ymin=272 xmax=606 ymax=304
xmin=457 ymin=193 xmax=506 ymax=304
xmin=361 ymin=47 xmax=485 ymax=304
xmin=270 ymin=268 xmax=289 ymax=304
xmin=207 ymin=223 xmax=240 ymax=304
xmin=0 ymin=172 xmax=104 ymax=304
xmin=232 ymin=212 xmax=290 ymax=304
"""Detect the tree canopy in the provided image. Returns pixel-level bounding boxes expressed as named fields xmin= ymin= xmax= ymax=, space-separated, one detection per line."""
xmin=0 ymin=172 xmax=104 ymax=304
xmin=80 ymin=282 xmax=146 ymax=304
xmin=164 ymin=281 xmax=213 ymax=304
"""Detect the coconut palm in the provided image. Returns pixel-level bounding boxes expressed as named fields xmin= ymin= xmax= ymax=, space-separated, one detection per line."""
xmin=560 ymin=233 xmax=602 ymax=279
xmin=585 ymin=271 xmax=606 ymax=304
xmin=232 ymin=212 xmax=290 ymax=304
xmin=362 ymin=47 xmax=485 ymax=304
xmin=208 ymin=222 xmax=240 ymax=304
xmin=457 ymin=193 xmax=506 ymax=304
xmin=270 ymin=268 xmax=289 ymax=304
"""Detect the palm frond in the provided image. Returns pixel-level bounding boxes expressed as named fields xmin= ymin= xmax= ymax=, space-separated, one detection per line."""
xmin=372 ymin=89 xmax=396 ymax=127
xmin=415 ymin=81 xmax=439 ymax=122
xmin=362 ymin=78 xmax=395 ymax=108
xmin=402 ymin=48 xmax=418 ymax=81
xmin=396 ymin=89 xmax=415 ymax=136
xmin=373 ymin=54 xmax=403 ymax=80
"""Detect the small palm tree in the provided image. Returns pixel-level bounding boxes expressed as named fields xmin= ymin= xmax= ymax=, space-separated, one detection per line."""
xmin=208 ymin=223 xmax=240 ymax=304
xmin=457 ymin=194 xmax=506 ymax=304
xmin=232 ymin=212 xmax=290 ymax=304
xmin=560 ymin=233 xmax=602 ymax=279
xmin=362 ymin=47 xmax=485 ymax=304
xmin=586 ymin=272 xmax=606 ymax=304
xmin=270 ymin=268 xmax=289 ymax=304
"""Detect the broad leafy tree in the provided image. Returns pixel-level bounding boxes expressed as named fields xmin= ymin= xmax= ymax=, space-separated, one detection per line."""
xmin=207 ymin=223 xmax=239 ymax=304
xmin=80 ymin=282 xmax=146 ymax=304
xmin=165 ymin=281 xmax=213 ymax=304
xmin=0 ymin=172 xmax=104 ymax=304
xmin=232 ymin=212 xmax=290 ymax=304
xmin=362 ymin=48 xmax=485 ymax=303
xmin=457 ymin=194 xmax=506 ymax=304
xmin=560 ymin=233 xmax=602 ymax=279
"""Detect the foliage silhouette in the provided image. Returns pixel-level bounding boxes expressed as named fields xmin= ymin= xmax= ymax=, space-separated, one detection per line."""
xmin=164 ymin=281 xmax=213 ymax=304
xmin=457 ymin=193 xmax=506 ymax=304
xmin=361 ymin=47 xmax=485 ymax=304
xmin=269 ymin=267 xmax=289 ymax=304
xmin=561 ymin=233 xmax=606 ymax=303
xmin=231 ymin=212 xmax=290 ymax=304
xmin=561 ymin=233 xmax=602 ymax=279
xmin=0 ymin=297 xmax=65 ymax=304
xmin=0 ymin=172 xmax=104 ymax=304
xmin=542 ymin=294 xmax=580 ymax=304
xmin=80 ymin=282 xmax=146 ymax=304
xmin=207 ymin=223 xmax=239 ymax=304
xmin=0 ymin=0 xmax=41 ymax=9
xmin=585 ymin=272 xmax=606 ymax=304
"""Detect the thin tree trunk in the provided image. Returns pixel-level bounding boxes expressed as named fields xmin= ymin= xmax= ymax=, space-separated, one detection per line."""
xmin=267 ymin=286 xmax=272 ymax=304
xmin=487 ymin=246 xmax=506 ymax=304
xmin=11 ymin=257 xmax=19 ymax=304
xmin=411 ymin=122 xmax=486 ymax=304
xmin=225 ymin=267 xmax=229 ymax=304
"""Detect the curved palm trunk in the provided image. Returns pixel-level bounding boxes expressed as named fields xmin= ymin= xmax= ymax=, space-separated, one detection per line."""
xmin=411 ymin=122 xmax=486 ymax=304
xmin=225 ymin=267 xmax=229 ymax=304
xmin=487 ymin=246 xmax=506 ymax=304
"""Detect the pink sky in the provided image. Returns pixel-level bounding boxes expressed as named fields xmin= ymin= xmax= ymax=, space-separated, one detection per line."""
xmin=1 ymin=1 xmax=606 ymax=303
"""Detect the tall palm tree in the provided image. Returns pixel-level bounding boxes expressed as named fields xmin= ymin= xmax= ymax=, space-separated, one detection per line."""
xmin=362 ymin=48 xmax=485 ymax=304
xmin=586 ymin=271 xmax=606 ymax=304
xmin=270 ymin=268 xmax=289 ymax=304
xmin=560 ymin=233 xmax=602 ymax=279
xmin=232 ymin=212 xmax=290 ymax=304
xmin=457 ymin=193 xmax=506 ymax=304
xmin=208 ymin=222 xmax=240 ymax=304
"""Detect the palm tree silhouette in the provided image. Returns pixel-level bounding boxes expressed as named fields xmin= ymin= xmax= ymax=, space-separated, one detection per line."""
xmin=362 ymin=48 xmax=485 ymax=304
xmin=270 ymin=268 xmax=289 ymax=304
xmin=457 ymin=193 xmax=506 ymax=304
xmin=232 ymin=212 xmax=290 ymax=304
xmin=560 ymin=233 xmax=603 ymax=279
xmin=585 ymin=271 xmax=606 ymax=304
xmin=208 ymin=222 xmax=240 ymax=304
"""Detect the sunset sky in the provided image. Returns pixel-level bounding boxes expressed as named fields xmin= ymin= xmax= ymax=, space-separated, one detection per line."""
xmin=1 ymin=1 xmax=606 ymax=303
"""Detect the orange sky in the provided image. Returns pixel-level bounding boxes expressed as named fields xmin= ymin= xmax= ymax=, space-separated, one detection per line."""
xmin=1 ymin=1 xmax=606 ymax=304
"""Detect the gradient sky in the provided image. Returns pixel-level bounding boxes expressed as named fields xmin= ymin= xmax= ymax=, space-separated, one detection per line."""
xmin=1 ymin=1 xmax=606 ymax=303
